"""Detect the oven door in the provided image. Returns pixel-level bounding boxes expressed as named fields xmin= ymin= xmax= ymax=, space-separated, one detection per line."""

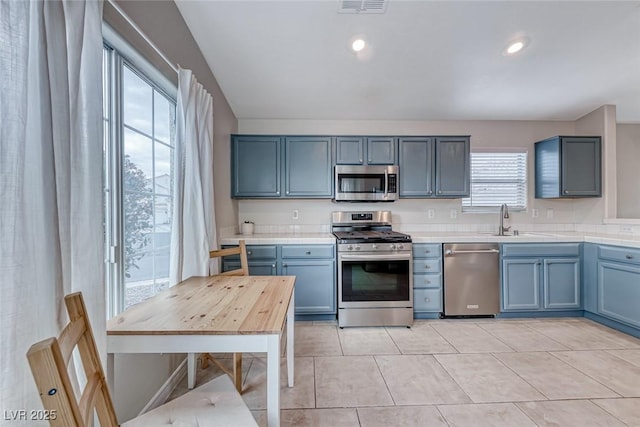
xmin=338 ymin=252 xmax=413 ymax=308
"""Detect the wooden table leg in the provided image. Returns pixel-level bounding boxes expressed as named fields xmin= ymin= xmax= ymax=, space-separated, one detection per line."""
xmin=233 ymin=353 xmax=242 ymax=393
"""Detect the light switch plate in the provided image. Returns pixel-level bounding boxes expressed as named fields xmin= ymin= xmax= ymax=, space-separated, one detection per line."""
xmin=532 ymin=208 xmax=539 ymax=218
xmin=427 ymin=209 xmax=435 ymax=219
xmin=292 ymin=209 xmax=299 ymax=220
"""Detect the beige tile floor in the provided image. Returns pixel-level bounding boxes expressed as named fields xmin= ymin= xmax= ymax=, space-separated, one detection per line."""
xmin=173 ymin=318 xmax=640 ymax=426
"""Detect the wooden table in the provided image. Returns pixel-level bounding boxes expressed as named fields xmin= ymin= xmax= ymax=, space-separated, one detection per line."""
xmin=107 ymin=275 xmax=296 ymax=427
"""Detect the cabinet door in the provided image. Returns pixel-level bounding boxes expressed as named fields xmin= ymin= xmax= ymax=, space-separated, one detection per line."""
xmin=561 ymin=137 xmax=601 ymax=197
xmin=502 ymin=258 xmax=541 ymax=310
xmin=598 ymin=261 xmax=640 ymax=328
xmin=336 ymin=136 xmax=364 ymax=164
xmin=543 ymin=257 xmax=581 ymax=309
xmin=282 ymin=260 xmax=336 ymax=315
xmin=399 ymin=137 xmax=434 ymax=197
xmin=435 ymin=136 xmax=470 ymax=197
xmin=284 ymin=136 xmax=333 ymax=197
xmin=583 ymin=244 xmax=598 ymax=313
xmin=223 ymin=260 xmax=278 ymax=276
xmin=231 ymin=135 xmax=281 ymax=197
xmin=367 ymin=137 xmax=396 ymax=165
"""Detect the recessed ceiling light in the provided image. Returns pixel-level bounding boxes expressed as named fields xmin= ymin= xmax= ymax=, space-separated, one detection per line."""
xmin=352 ymin=38 xmax=366 ymax=52
xmin=503 ymin=37 xmax=530 ymax=56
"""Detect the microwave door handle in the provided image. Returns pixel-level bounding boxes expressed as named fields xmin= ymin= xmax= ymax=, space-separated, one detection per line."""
xmin=384 ymin=170 xmax=389 ymax=197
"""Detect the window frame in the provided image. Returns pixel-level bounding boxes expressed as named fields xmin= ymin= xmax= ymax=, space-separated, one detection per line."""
xmin=461 ymin=149 xmax=528 ymax=214
xmin=103 ymin=32 xmax=177 ymax=318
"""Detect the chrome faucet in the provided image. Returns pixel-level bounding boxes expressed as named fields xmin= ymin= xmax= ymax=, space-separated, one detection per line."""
xmin=499 ymin=204 xmax=511 ymax=236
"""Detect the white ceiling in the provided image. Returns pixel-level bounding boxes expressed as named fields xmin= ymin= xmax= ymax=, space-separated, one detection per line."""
xmin=175 ymin=1 xmax=640 ymax=123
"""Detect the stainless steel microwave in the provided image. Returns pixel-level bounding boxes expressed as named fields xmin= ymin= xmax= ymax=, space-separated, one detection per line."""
xmin=334 ymin=165 xmax=399 ymax=202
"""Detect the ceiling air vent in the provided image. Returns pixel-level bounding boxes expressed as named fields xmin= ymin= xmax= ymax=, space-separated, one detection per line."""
xmin=339 ymin=0 xmax=387 ymax=14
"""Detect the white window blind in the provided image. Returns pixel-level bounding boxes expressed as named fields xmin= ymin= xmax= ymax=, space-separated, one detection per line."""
xmin=462 ymin=151 xmax=527 ymax=212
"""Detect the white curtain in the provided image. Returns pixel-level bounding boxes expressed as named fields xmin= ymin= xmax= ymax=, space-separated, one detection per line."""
xmin=170 ymin=68 xmax=217 ymax=285
xmin=0 ymin=0 xmax=104 ymax=414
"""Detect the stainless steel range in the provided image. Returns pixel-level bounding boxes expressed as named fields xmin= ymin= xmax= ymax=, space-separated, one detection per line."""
xmin=332 ymin=211 xmax=413 ymax=328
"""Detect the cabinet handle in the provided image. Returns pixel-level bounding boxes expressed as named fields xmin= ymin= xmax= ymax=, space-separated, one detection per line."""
xmin=626 ymin=255 xmax=634 ymax=260
xmin=247 ymin=250 xmax=253 ymax=255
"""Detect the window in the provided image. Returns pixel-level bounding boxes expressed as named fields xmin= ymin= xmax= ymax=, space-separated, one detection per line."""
xmin=103 ymin=44 xmax=176 ymax=315
xmin=462 ymin=151 xmax=527 ymax=212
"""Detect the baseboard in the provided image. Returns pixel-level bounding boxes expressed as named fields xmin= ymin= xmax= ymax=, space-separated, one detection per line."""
xmin=138 ymin=357 xmax=188 ymax=416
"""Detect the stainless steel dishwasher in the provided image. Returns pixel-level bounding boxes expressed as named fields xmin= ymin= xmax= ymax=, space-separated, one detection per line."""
xmin=443 ymin=243 xmax=500 ymax=316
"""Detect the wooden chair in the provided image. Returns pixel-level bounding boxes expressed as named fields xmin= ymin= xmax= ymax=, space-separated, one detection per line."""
xmin=26 ymin=292 xmax=257 ymax=427
xmin=198 ymin=240 xmax=248 ymax=393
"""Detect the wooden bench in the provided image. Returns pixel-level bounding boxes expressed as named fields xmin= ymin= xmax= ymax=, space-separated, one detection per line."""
xmin=26 ymin=292 xmax=257 ymax=427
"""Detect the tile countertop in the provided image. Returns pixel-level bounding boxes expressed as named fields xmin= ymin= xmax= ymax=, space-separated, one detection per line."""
xmin=219 ymin=231 xmax=640 ymax=249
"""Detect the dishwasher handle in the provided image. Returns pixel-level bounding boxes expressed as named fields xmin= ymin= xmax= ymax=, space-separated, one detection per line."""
xmin=445 ymin=249 xmax=500 ymax=256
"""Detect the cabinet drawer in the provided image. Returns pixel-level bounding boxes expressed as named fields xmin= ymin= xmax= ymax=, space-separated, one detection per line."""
xmin=413 ymin=273 xmax=442 ymax=289
xmin=502 ymin=243 xmax=580 ymax=258
xmin=413 ymin=244 xmax=441 ymax=259
xmin=413 ymin=259 xmax=441 ymax=274
xmin=598 ymin=245 xmax=640 ymax=266
xmin=281 ymin=245 xmax=335 ymax=259
xmin=414 ymin=288 xmax=442 ymax=312
xmin=223 ymin=245 xmax=277 ymax=260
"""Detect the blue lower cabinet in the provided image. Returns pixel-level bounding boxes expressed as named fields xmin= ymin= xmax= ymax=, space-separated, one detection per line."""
xmin=282 ymin=260 xmax=336 ymax=315
xmin=412 ymin=243 xmax=443 ymax=316
xmin=502 ymin=258 xmax=541 ymax=310
xmin=597 ymin=259 xmax=640 ymax=329
xmin=543 ymin=258 xmax=581 ymax=309
xmin=281 ymin=244 xmax=336 ymax=317
xmin=414 ymin=288 xmax=442 ymax=312
xmin=224 ymin=260 xmax=277 ymax=276
xmin=501 ymin=244 xmax=581 ymax=313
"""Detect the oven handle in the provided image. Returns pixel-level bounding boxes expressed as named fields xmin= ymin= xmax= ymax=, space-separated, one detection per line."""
xmin=340 ymin=253 xmax=411 ymax=261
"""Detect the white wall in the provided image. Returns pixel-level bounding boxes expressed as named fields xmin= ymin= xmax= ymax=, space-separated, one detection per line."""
xmin=617 ymin=123 xmax=640 ymax=218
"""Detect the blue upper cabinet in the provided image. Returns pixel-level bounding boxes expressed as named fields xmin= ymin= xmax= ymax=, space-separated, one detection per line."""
xmin=535 ymin=136 xmax=602 ymax=198
xmin=399 ymin=137 xmax=435 ymax=197
xmin=336 ymin=136 xmax=396 ymax=165
xmin=435 ymin=136 xmax=470 ymax=197
xmin=284 ymin=136 xmax=334 ymax=197
xmin=399 ymin=136 xmax=470 ymax=198
xmin=232 ymin=135 xmax=282 ymax=197
xmin=232 ymin=135 xmax=334 ymax=198
xmin=336 ymin=136 xmax=364 ymax=164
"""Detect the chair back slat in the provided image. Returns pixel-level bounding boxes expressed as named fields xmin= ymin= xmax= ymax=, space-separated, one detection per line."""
xmin=57 ymin=318 xmax=85 ymax=366
xmin=210 ymin=240 xmax=248 ymax=276
xmin=26 ymin=293 xmax=119 ymax=427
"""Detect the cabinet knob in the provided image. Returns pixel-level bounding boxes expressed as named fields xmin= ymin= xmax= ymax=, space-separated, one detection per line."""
xmin=564 ymin=190 xmax=569 ymax=194
xmin=425 ymin=297 xmax=431 ymax=302
xmin=425 ymin=279 xmax=431 ymax=284
xmin=283 ymin=263 xmax=288 ymax=268
xmin=272 ymin=264 xmax=276 ymax=268
xmin=247 ymin=250 xmax=253 ymax=255
xmin=425 ymin=265 xmax=431 ymax=269
xmin=626 ymin=255 xmax=634 ymax=260
xmin=306 ymin=251 xmax=311 ymax=255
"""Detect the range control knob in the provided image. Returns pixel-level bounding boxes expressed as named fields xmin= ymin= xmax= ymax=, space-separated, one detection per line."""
xmin=398 ymin=244 xmax=405 ymax=250
xmin=372 ymin=243 xmax=378 ymax=250
xmin=354 ymin=245 xmax=361 ymax=251
xmin=347 ymin=245 xmax=354 ymax=251
xmin=390 ymin=244 xmax=397 ymax=250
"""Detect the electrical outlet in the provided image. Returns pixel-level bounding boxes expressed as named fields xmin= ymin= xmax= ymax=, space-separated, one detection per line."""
xmin=427 ymin=209 xmax=435 ymax=219
xmin=621 ymin=225 xmax=633 ymax=234
xmin=546 ymin=208 xmax=554 ymax=219
xmin=450 ymin=209 xmax=457 ymax=219
xmin=532 ymin=208 xmax=539 ymax=218
xmin=292 ymin=209 xmax=299 ymax=220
